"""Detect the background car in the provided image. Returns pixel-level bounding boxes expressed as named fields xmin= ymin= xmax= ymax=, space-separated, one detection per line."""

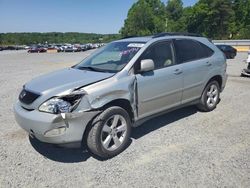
xmin=28 ymin=46 xmax=47 ymax=53
xmin=64 ymin=46 xmax=81 ymax=52
xmin=216 ymin=44 xmax=237 ymax=59
xmin=5 ymin=46 xmax=19 ymax=50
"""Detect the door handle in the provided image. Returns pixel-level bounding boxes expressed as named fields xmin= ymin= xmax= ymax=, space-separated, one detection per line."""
xmin=206 ymin=62 xmax=212 ymax=66
xmin=174 ymin=69 xmax=183 ymax=75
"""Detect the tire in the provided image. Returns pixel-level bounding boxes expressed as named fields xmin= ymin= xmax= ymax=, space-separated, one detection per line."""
xmin=86 ymin=106 xmax=131 ymax=158
xmin=197 ymin=80 xmax=220 ymax=112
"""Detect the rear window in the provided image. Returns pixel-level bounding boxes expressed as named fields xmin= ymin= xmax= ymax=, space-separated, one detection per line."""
xmin=174 ymin=39 xmax=214 ymax=64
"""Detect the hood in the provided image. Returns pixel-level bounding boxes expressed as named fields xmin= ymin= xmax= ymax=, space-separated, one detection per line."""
xmin=25 ymin=68 xmax=114 ymax=95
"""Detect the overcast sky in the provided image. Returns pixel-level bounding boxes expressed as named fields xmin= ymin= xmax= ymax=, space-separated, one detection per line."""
xmin=0 ymin=0 xmax=197 ymax=34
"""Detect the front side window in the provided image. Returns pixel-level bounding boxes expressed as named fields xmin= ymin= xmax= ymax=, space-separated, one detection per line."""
xmin=138 ymin=41 xmax=174 ymax=70
xmin=74 ymin=42 xmax=144 ymax=73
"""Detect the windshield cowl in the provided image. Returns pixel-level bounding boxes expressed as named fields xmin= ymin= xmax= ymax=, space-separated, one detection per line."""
xmin=75 ymin=66 xmax=118 ymax=73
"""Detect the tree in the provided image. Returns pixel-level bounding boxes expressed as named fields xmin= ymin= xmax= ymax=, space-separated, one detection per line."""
xmin=232 ymin=0 xmax=250 ymax=38
xmin=0 ymin=33 xmax=120 ymax=45
xmin=165 ymin=0 xmax=185 ymax=32
xmin=120 ymin=0 xmax=166 ymax=37
xmin=166 ymin=0 xmax=183 ymax=20
xmin=185 ymin=0 xmax=234 ymax=39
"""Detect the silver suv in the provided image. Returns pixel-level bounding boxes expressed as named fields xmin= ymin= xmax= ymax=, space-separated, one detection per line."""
xmin=14 ymin=33 xmax=227 ymax=158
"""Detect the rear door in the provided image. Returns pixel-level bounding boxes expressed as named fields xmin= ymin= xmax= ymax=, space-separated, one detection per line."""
xmin=173 ymin=39 xmax=214 ymax=104
xmin=135 ymin=40 xmax=183 ymax=119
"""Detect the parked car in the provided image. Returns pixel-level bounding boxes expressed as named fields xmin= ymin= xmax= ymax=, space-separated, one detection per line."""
xmin=80 ymin=44 xmax=88 ymax=51
xmin=24 ymin=46 xmax=30 ymax=50
xmin=64 ymin=46 xmax=81 ymax=52
xmin=14 ymin=33 xmax=227 ymax=158
xmin=5 ymin=46 xmax=18 ymax=50
xmin=28 ymin=46 xmax=47 ymax=53
xmin=216 ymin=44 xmax=237 ymax=59
xmin=0 ymin=47 xmax=3 ymax=51
xmin=54 ymin=45 xmax=64 ymax=52
xmin=241 ymin=50 xmax=250 ymax=77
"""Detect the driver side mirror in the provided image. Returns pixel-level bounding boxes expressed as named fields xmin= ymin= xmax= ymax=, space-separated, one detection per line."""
xmin=139 ymin=59 xmax=155 ymax=73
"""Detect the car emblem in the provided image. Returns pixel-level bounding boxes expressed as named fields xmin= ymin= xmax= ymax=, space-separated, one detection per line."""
xmin=20 ymin=90 xmax=27 ymax=99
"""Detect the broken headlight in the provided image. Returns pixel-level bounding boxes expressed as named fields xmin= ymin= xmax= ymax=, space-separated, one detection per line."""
xmin=39 ymin=93 xmax=84 ymax=114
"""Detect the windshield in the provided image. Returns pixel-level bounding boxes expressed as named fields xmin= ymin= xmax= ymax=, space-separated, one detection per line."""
xmin=74 ymin=42 xmax=144 ymax=73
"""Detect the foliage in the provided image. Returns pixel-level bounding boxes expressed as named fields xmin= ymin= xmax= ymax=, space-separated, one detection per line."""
xmin=232 ymin=0 xmax=250 ymax=38
xmin=166 ymin=0 xmax=183 ymax=20
xmin=120 ymin=0 xmax=166 ymax=36
xmin=0 ymin=32 xmax=120 ymax=45
xmin=1 ymin=0 xmax=250 ymax=44
xmin=121 ymin=0 xmax=250 ymax=39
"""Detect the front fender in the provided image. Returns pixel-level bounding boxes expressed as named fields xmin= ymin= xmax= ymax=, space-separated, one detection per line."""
xmin=82 ymin=75 xmax=137 ymax=116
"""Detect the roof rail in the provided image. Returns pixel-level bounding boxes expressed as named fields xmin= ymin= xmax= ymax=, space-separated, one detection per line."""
xmin=121 ymin=35 xmax=138 ymax=39
xmin=152 ymin=32 xmax=203 ymax=38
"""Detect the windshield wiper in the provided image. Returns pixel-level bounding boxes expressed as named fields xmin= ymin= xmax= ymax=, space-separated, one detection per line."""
xmin=77 ymin=66 xmax=106 ymax=72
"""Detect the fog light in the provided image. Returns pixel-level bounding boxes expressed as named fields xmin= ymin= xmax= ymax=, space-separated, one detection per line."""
xmin=44 ymin=127 xmax=66 ymax=137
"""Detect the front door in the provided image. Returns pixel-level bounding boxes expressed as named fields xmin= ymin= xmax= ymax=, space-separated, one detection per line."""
xmin=135 ymin=40 xmax=183 ymax=119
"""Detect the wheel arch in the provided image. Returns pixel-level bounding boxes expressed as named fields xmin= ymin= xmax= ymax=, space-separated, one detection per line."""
xmin=81 ymin=98 xmax=134 ymax=150
xmin=206 ymin=75 xmax=222 ymax=91
xmin=101 ymin=99 xmax=134 ymax=122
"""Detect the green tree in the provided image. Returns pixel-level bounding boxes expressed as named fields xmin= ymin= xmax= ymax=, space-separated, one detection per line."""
xmin=185 ymin=0 xmax=234 ymax=39
xmin=165 ymin=0 xmax=186 ymax=32
xmin=166 ymin=0 xmax=183 ymax=20
xmin=0 ymin=33 xmax=120 ymax=45
xmin=120 ymin=0 xmax=166 ymax=37
xmin=232 ymin=0 xmax=250 ymax=38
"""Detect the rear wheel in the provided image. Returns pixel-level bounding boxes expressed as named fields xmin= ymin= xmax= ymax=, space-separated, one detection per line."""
xmin=197 ymin=80 xmax=220 ymax=112
xmin=86 ymin=106 xmax=131 ymax=158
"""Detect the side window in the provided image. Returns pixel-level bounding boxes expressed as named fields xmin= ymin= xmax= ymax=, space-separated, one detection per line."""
xmin=220 ymin=45 xmax=226 ymax=50
xmin=199 ymin=42 xmax=214 ymax=57
xmin=226 ymin=45 xmax=232 ymax=51
xmin=139 ymin=41 xmax=174 ymax=70
xmin=174 ymin=39 xmax=213 ymax=64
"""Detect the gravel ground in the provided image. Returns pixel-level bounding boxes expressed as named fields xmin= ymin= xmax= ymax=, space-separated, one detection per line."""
xmin=0 ymin=50 xmax=249 ymax=188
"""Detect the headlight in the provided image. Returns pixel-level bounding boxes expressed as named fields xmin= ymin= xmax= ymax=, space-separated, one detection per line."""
xmin=39 ymin=93 xmax=84 ymax=114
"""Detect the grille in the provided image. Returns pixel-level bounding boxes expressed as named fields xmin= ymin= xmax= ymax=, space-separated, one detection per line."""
xmin=19 ymin=89 xmax=40 ymax=105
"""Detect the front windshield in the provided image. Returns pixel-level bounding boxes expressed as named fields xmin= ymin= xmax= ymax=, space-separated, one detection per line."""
xmin=74 ymin=42 xmax=144 ymax=73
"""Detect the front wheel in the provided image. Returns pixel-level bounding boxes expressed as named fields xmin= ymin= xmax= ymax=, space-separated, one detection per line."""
xmin=86 ymin=106 xmax=131 ymax=159
xmin=197 ymin=80 xmax=220 ymax=112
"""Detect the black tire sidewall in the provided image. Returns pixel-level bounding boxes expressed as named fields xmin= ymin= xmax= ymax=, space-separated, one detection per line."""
xmin=201 ymin=81 xmax=220 ymax=111
xmin=90 ymin=107 xmax=131 ymax=158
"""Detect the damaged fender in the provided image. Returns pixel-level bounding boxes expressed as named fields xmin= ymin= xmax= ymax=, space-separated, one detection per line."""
xmin=77 ymin=74 xmax=138 ymax=121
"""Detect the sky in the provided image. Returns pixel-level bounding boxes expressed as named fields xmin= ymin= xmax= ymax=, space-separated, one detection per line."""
xmin=0 ymin=0 xmax=197 ymax=34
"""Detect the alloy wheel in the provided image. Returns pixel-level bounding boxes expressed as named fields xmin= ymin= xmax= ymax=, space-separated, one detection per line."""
xmin=206 ymin=84 xmax=219 ymax=108
xmin=101 ymin=115 xmax=127 ymax=151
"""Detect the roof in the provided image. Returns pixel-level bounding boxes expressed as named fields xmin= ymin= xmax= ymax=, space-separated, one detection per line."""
xmin=116 ymin=32 xmax=204 ymax=43
xmin=117 ymin=36 xmax=152 ymax=43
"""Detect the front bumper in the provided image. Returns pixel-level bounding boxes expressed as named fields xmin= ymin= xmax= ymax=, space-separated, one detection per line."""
xmin=241 ymin=69 xmax=250 ymax=77
xmin=14 ymin=101 xmax=99 ymax=145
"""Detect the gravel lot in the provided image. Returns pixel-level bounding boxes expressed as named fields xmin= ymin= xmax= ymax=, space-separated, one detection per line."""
xmin=0 ymin=50 xmax=249 ymax=188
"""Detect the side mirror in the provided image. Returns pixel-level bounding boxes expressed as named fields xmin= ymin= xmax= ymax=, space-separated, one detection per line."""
xmin=140 ymin=59 xmax=155 ymax=73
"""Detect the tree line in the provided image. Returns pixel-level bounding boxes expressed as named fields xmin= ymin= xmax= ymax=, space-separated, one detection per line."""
xmin=1 ymin=0 xmax=249 ymax=45
xmin=0 ymin=32 xmax=120 ymax=45
xmin=120 ymin=0 xmax=250 ymax=39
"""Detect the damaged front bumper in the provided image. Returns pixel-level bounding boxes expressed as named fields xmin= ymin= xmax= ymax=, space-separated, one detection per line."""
xmin=14 ymin=101 xmax=99 ymax=146
xmin=241 ymin=69 xmax=250 ymax=77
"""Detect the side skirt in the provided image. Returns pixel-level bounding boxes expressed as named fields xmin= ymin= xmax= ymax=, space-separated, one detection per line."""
xmin=133 ymin=99 xmax=200 ymax=127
